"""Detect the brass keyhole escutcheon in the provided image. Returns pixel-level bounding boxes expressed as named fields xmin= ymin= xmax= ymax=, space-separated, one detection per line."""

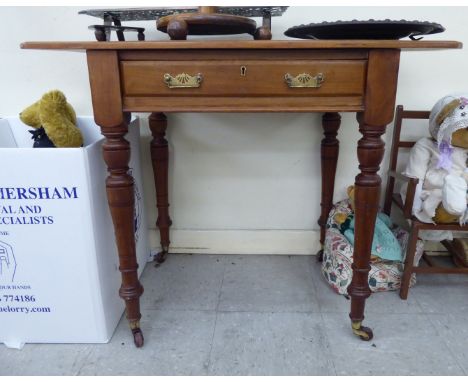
xmin=240 ymin=66 xmax=247 ymax=76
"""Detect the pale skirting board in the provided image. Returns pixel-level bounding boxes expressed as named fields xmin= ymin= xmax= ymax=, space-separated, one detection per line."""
xmin=148 ymin=229 xmax=321 ymax=256
xmin=147 ymin=228 xmax=468 ymax=257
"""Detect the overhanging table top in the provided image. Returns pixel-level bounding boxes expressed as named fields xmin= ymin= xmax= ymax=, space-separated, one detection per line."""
xmin=21 ymin=40 xmax=462 ymax=51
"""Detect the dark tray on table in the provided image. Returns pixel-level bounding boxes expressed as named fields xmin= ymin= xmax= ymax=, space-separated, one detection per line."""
xmin=284 ymin=19 xmax=445 ymax=40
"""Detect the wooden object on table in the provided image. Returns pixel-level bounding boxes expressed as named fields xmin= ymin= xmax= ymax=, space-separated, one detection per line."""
xmin=156 ymin=6 xmax=268 ymax=40
xmin=21 ymin=39 xmax=462 ymax=347
xmin=89 ymin=25 xmax=145 ymax=42
xmin=383 ymin=105 xmax=468 ymax=301
xmin=80 ymin=6 xmax=286 ymax=41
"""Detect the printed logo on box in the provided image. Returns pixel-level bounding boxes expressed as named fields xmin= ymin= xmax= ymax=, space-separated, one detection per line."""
xmin=0 ymin=241 xmax=16 ymax=283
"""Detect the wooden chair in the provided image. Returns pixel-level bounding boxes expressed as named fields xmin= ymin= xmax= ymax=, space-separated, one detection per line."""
xmin=383 ymin=105 xmax=468 ymax=300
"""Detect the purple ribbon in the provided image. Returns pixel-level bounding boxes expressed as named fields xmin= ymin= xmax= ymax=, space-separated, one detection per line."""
xmin=437 ymin=140 xmax=454 ymax=170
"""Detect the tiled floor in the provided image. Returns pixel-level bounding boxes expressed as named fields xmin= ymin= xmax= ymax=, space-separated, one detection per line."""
xmin=1 ymin=254 xmax=468 ymax=376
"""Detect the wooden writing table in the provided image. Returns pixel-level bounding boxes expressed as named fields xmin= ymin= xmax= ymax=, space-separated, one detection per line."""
xmin=22 ymin=39 xmax=462 ymax=347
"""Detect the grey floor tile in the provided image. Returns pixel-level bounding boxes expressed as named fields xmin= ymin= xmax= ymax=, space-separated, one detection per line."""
xmin=410 ymin=273 xmax=468 ymax=314
xmin=0 ymin=343 xmax=92 ymax=376
xmin=309 ymin=261 xmax=423 ymax=314
xmin=427 ymin=313 xmax=468 ymax=374
xmin=140 ymin=254 xmax=226 ymax=311
xmin=78 ymin=309 xmax=217 ymax=376
xmin=2 ymin=254 xmax=467 ymax=376
xmin=208 ymin=311 xmax=334 ymax=376
xmin=323 ymin=312 xmax=464 ymax=375
xmin=218 ymin=255 xmax=319 ymax=313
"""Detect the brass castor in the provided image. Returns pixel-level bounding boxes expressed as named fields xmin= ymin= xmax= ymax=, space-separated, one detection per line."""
xmin=132 ymin=327 xmax=144 ymax=348
xmin=351 ymin=321 xmax=373 ymax=341
xmin=130 ymin=321 xmax=144 ymax=348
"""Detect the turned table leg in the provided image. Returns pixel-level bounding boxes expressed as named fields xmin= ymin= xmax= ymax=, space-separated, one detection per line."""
xmin=149 ymin=112 xmax=172 ymax=264
xmin=347 ymin=49 xmax=401 ymax=341
xmin=317 ymin=112 xmax=341 ymax=261
xmin=347 ymin=115 xmax=386 ymax=341
xmin=87 ymin=50 xmax=145 ymax=347
xmin=102 ymin=121 xmax=144 ymax=347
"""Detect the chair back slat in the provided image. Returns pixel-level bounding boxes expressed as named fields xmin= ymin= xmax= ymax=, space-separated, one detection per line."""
xmin=401 ymin=110 xmax=431 ymax=119
xmin=398 ymin=141 xmax=416 ymax=148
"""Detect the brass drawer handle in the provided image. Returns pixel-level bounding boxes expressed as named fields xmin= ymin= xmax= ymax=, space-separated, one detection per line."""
xmin=163 ymin=72 xmax=203 ymax=88
xmin=284 ymin=72 xmax=325 ymax=88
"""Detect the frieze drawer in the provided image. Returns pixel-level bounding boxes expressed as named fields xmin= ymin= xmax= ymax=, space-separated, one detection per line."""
xmin=120 ymin=60 xmax=367 ymax=97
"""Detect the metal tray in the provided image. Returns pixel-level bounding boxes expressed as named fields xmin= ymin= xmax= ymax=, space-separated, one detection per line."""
xmin=284 ymin=19 xmax=445 ymax=40
xmin=79 ymin=7 xmax=288 ymax=21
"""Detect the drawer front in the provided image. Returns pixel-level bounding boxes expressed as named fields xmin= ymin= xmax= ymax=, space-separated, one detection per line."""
xmin=120 ymin=60 xmax=366 ymax=97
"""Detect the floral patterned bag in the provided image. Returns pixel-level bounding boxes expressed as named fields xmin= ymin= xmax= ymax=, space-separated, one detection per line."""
xmin=321 ymin=199 xmax=423 ymax=295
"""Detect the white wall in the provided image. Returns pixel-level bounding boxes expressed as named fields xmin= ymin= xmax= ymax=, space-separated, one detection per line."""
xmin=1 ymin=6 xmax=467 ymax=254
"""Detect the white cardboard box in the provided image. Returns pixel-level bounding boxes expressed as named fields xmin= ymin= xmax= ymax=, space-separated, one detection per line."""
xmin=0 ymin=116 xmax=150 ymax=348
